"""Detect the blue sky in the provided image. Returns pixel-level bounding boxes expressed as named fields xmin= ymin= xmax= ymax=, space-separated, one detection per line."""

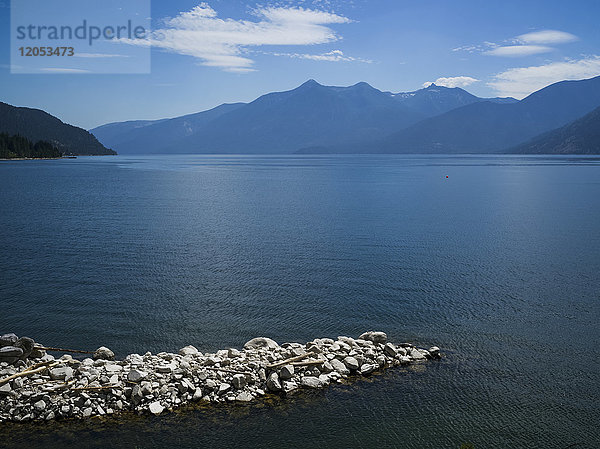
xmin=1 ymin=0 xmax=599 ymax=129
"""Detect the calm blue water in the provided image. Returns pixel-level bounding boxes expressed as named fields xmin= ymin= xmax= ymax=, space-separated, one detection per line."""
xmin=0 ymin=154 xmax=599 ymax=448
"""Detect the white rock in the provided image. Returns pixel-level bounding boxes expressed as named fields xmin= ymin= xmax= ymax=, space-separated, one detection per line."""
xmin=243 ymin=337 xmax=279 ymax=350
xmin=127 ymin=369 xmax=148 ymax=382
xmin=343 ymin=356 xmax=359 ymax=371
xmin=283 ymin=380 xmax=298 ymax=392
xmin=104 ymin=364 xmax=122 ymax=372
xmin=192 ymin=388 xmax=203 ymax=401
xmin=410 ymin=348 xmax=426 ymax=360
xmin=300 ymin=376 xmax=323 ymax=388
xmin=227 ymin=348 xmax=242 ymax=358
xmin=360 ymin=364 xmax=377 ymax=375
xmin=235 ymin=392 xmax=253 ymax=402
xmin=33 ymin=400 xmax=46 ymax=412
xmin=149 ymin=401 xmax=164 ymax=415
xmin=330 ymin=358 xmax=350 ymax=375
xmin=179 ymin=345 xmax=199 ymax=356
xmin=125 ymin=354 xmax=144 ymax=364
xmin=358 ymin=331 xmax=388 ymax=344
xmin=218 ymin=383 xmax=231 ymax=394
xmin=49 ymin=366 xmax=74 ymax=381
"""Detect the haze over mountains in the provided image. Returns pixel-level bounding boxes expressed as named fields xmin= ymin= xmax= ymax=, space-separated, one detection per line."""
xmin=91 ymin=81 xmax=518 ymax=155
xmin=0 ymin=102 xmax=114 ymax=156
xmin=368 ymin=76 xmax=600 ymax=154
xmin=509 ymin=105 xmax=600 ymax=155
xmin=3 ymin=76 xmax=600 ymax=156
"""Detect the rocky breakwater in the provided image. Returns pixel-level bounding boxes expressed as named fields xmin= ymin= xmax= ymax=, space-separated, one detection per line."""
xmin=0 ymin=331 xmax=441 ymax=423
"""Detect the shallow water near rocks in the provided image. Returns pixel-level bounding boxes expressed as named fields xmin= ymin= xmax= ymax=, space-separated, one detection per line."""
xmin=0 ymin=154 xmax=599 ymax=448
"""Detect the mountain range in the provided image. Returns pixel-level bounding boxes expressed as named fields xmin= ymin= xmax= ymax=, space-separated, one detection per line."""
xmin=4 ymin=76 xmax=600 ymax=156
xmin=0 ymin=102 xmax=114 ymax=156
xmin=91 ymin=81 xmax=518 ymax=155
xmin=509 ymin=105 xmax=600 ymax=154
xmin=368 ymin=76 xmax=600 ymax=154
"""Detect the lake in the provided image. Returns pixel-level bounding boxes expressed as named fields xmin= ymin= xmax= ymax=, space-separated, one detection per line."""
xmin=0 ymin=154 xmax=599 ymax=448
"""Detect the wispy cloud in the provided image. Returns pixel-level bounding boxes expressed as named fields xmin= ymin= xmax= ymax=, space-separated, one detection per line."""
xmin=517 ymin=30 xmax=578 ymax=45
xmin=485 ymin=45 xmax=553 ymax=57
xmin=39 ymin=68 xmax=91 ymax=73
xmin=74 ymin=53 xmax=130 ymax=59
xmin=455 ymin=29 xmax=577 ymax=58
xmin=423 ymin=76 xmax=479 ymax=88
xmin=488 ymin=56 xmax=600 ymax=99
xmin=121 ymin=3 xmax=353 ymax=72
xmin=272 ymin=49 xmax=371 ymax=63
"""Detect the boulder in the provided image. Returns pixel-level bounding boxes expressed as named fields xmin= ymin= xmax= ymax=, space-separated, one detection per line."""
xmin=192 ymin=388 xmax=203 ymax=401
xmin=49 ymin=366 xmax=74 ymax=381
xmin=243 ymin=337 xmax=279 ymax=350
xmin=330 ymin=358 xmax=350 ymax=375
xmin=104 ymin=364 xmax=122 ymax=372
xmin=29 ymin=345 xmax=46 ymax=359
xmin=410 ymin=348 xmax=426 ymax=360
xmin=218 ymin=383 xmax=232 ymax=395
xmin=343 ymin=356 xmax=359 ymax=371
xmin=0 ymin=346 xmax=23 ymax=358
xmin=358 ymin=331 xmax=387 ymax=344
xmin=266 ymin=372 xmax=282 ymax=392
xmin=125 ymin=353 xmax=144 ymax=364
xmin=0 ymin=333 xmax=18 ymax=347
xmin=231 ymin=374 xmax=247 ymax=389
xmin=235 ymin=392 xmax=253 ymax=402
xmin=383 ymin=343 xmax=397 ymax=357
xmin=279 ymin=365 xmax=294 ymax=380
xmin=227 ymin=348 xmax=242 ymax=358
xmin=0 ymin=383 xmax=11 ymax=395
xmin=127 ymin=369 xmax=148 ymax=382
xmin=33 ymin=400 xmax=46 ymax=412
xmin=93 ymin=346 xmax=115 ymax=361
xmin=360 ymin=364 xmax=377 ymax=376
xmin=149 ymin=401 xmax=164 ymax=415
xmin=283 ymin=380 xmax=298 ymax=393
xmin=428 ymin=346 xmax=441 ymax=358
xmin=178 ymin=345 xmax=199 ymax=356
xmin=15 ymin=337 xmax=35 ymax=359
xmin=300 ymin=376 xmax=323 ymax=388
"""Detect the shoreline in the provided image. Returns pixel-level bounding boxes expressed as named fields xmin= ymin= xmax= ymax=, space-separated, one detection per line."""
xmin=0 ymin=156 xmax=79 ymax=161
xmin=0 ymin=157 xmax=64 ymax=161
xmin=0 ymin=332 xmax=440 ymax=423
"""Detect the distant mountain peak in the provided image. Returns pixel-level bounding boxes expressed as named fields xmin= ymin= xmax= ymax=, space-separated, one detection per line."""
xmin=300 ymin=79 xmax=321 ymax=88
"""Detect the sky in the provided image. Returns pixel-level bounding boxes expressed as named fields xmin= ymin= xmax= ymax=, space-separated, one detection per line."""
xmin=1 ymin=0 xmax=599 ymax=129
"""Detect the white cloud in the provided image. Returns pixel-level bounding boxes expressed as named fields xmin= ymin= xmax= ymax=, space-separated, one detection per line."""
xmin=422 ymin=76 xmax=480 ymax=88
xmin=272 ymin=49 xmax=371 ymax=63
xmin=456 ymin=29 xmax=577 ymax=58
xmin=121 ymin=3 xmax=353 ymax=72
xmin=488 ymin=56 xmax=600 ymax=99
xmin=517 ymin=30 xmax=578 ymax=45
xmin=485 ymin=45 xmax=553 ymax=57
